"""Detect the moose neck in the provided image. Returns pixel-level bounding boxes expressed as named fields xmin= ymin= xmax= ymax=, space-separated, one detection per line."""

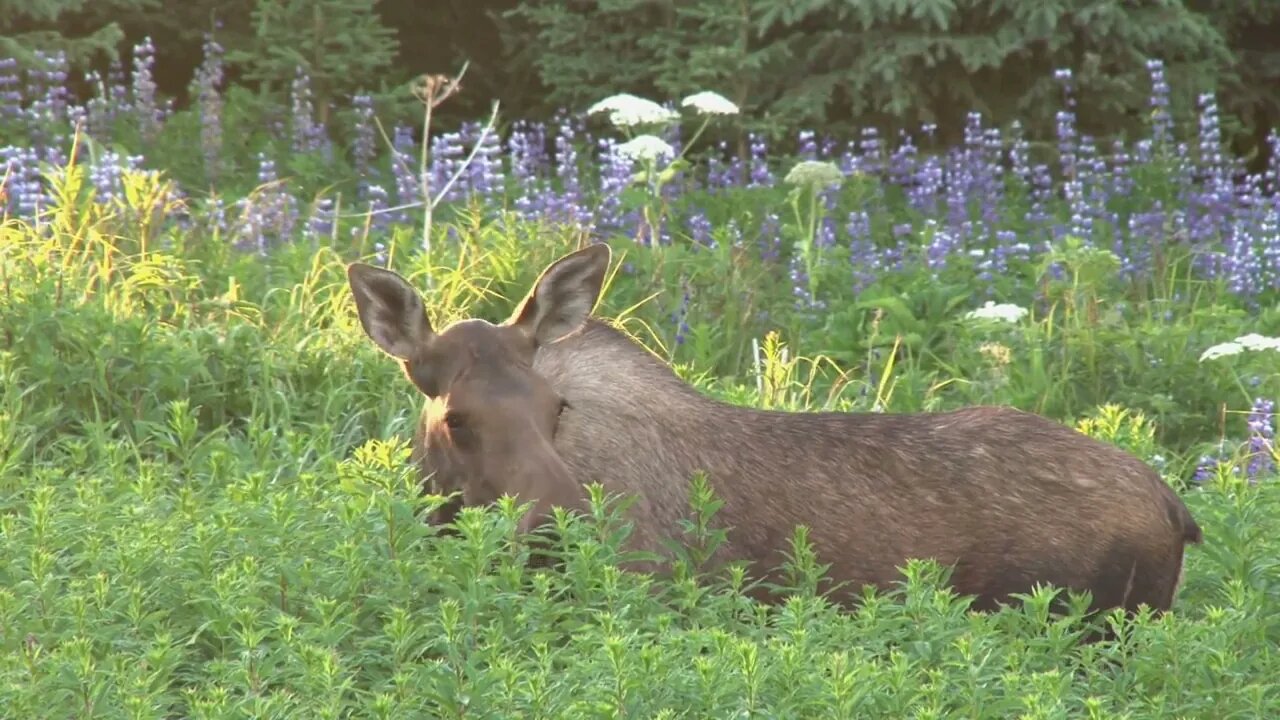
xmin=534 ymin=318 xmax=710 ymax=414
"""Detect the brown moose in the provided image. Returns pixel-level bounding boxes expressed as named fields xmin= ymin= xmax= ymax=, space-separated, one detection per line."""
xmin=346 ymin=243 xmax=1203 ymax=616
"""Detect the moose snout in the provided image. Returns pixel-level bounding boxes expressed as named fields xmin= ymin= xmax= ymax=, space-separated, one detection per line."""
xmin=504 ymin=440 xmax=584 ymax=535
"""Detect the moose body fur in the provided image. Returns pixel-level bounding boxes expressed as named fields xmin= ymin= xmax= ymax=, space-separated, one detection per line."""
xmin=349 ymin=244 xmax=1203 ymax=617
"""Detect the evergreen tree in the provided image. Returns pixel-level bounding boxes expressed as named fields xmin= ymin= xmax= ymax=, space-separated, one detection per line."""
xmin=228 ymin=0 xmax=399 ymax=120
xmin=0 ymin=0 xmax=158 ymax=69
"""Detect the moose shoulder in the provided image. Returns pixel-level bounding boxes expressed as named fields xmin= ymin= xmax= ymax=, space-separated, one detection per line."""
xmin=346 ymin=243 xmax=1203 ymax=616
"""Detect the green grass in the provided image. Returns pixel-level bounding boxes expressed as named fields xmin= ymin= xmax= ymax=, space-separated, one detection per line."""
xmin=1 ymin=175 xmax=1278 ymax=717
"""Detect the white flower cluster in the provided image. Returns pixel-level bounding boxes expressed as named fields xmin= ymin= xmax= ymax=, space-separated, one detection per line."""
xmin=615 ymin=135 xmax=675 ymax=162
xmin=587 ymin=90 xmax=739 ymax=130
xmin=1199 ymin=333 xmax=1280 ymax=362
xmin=783 ymin=160 xmax=844 ymax=188
xmin=964 ymin=301 xmax=1029 ymax=324
xmin=587 ymin=93 xmax=679 ymax=128
xmin=680 ymin=91 xmax=740 ymax=116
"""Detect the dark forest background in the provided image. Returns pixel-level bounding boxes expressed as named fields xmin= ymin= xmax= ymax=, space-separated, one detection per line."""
xmin=3 ymin=0 xmax=1279 ymax=169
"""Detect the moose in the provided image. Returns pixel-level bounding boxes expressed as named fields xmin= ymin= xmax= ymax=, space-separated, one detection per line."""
xmin=346 ymin=243 xmax=1203 ymax=616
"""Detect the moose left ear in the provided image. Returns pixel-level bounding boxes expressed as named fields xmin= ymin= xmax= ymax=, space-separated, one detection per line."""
xmin=347 ymin=263 xmax=436 ymax=360
xmin=508 ymin=243 xmax=612 ymax=346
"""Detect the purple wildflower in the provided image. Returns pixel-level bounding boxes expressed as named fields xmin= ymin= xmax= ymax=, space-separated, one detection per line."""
xmin=1246 ymin=397 xmax=1275 ymax=481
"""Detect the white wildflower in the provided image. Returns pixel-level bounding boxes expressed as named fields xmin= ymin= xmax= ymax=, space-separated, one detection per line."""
xmin=615 ymin=134 xmax=675 ymax=163
xmin=1234 ymin=333 xmax=1280 ymax=352
xmin=1198 ymin=333 xmax=1280 ymax=362
xmin=587 ymin=93 xmax=679 ymax=129
xmin=681 ymin=90 xmax=739 ymax=116
xmin=1199 ymin=341 xmax=1245 ymax=362
xmin=964 ymin=301 xmax=1028 ymax=324
xmin=784 ymin=160 xmax=844 ymax=188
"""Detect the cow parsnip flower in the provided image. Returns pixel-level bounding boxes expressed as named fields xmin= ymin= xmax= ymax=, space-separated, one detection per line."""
xmin=784 ymin=160 xmax=844 ymax=188
xmin=1235 ymin=333 xmax=1280 ymax=352
xmin=615 ymin=135 xmax=676 ymax=162
xmin=587 ymin=93 xmax=679 ymax=129
xmin=1199 ymin=341 xmax=1245 ymax=362
xmin=1199 ymin=333 xmax=1280 ymax=362
xmin=965 ymin=301 xmax=1029 ymax=323
xmin=681 ymin=91 xmax=739 ymax=116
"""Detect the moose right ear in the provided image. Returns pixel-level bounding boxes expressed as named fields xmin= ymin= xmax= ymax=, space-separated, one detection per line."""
xmin=346 ymin=263 xmax=435 ymax=360
xmin=507 ymin=243 xmax=611 ymax=347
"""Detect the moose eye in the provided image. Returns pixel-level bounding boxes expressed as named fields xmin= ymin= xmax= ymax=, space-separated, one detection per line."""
xmin=558 ymin=398 xmax=570 ymax=417
xmin=443 ymin=411 xmax=466 ymax=431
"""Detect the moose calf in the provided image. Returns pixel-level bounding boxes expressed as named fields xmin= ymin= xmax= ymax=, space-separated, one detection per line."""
xmin=346 ymin=243 xmax=1202 ymax=616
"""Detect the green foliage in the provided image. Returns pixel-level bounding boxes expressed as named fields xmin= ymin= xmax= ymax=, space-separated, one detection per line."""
xmin=0 ymin=0 xmax=158 ymax=70
xmin=503 ymin=0 xmax=1234 ymax=147
xmin=228 ymin=0 xmax=400 ymax=113
xmin=2 ymin=128 xmax=1279 ymax=714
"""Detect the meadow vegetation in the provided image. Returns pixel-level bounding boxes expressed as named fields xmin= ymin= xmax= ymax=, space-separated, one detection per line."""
xmin=1 ymin=44 xmax=1279 ymax=717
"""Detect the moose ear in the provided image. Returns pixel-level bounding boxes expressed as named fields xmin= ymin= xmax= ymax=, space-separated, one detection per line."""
xmin=508 ymin=243 xmax=611 ymax=346
xmin=346 ymin=263 xmax=435 ymax=360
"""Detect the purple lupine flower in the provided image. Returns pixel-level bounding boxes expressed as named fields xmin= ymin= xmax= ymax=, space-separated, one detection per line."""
xmin=857 ymin=127 xmax=882 ymax=175
xmin=1246 ymin=397 xmax=1275 ymax=481
xmin=1191 ymin=454 xmax=1220 ymax=485
xmin=429 ymin=129 xmax=467 ymax=206
xmin=550 ymin=114 xmax=586 ymax=226
xmin=816 ymin=213 xmax=838 ymax=250
xmin=38 ymin=52 xmax=71 ymax=132
xmin=706 ymin=140 xmax=741 ymax=189
xmin=1264 ymin=129 xmax=1280 ymax=196
xmin=194 ymin=35 xmax=225 ymax=183
xmin=22 ymin=51 xmax=51 ymax=152
xmin=847 ymin=210 xmax=878 ymax=294
xmin=510 ymin=122 xmax=548 ymax=220
xmin=1259 ymin=206 xmax=1279 ymax=292
xmin=748 ymin=132 xmax=773 ymax=188
xmin=106 ymin=57 xmax=127 ymax=125
xmin=307 ymin=196 xmax=336 ymax=241
xmin=686 ymin=210 xmax=715 ymax=248
xmin=1224 ymin=216 xmax=1262 ymax=299
xmin=351 ymin=94 xmax=376 ymax=181
xmin=758 ymin=212 xmax=783 ymax=263
xmin=361 ymin=182 xmax=391 ymax=234
xmin=201 ymin=194 xmax=228 ymax=237
xmin=432 ymin=127 xmax=468 ymax=202
xmin=888 ymin=130 xmax=918 ymax=190
xmin=82 ymin=71 xmax=114 ymax=141
xmin=1125 ymin=206 xmax=1167 ymax=281
xmin=4 ymin=145 xmax=45 ymax=219
xmin=789 ymin=254 xmax=826 ymax=312
xmin=391 ymin=125 xmax=419 ymax=223
xmin=1008 ymin=121 xmax=1031 ymax=185
xmin=0 ymin=58 xmax=20 ymax=122
xmin=922 ymin=219 xmax=958 ymax=276
xmin=90 ymin=151 xmax=134 ymax=204
xmin=1146 ymin=59 xmax=1174 ymax=148
xmin=131 ymin=37 xmax=163 ymax=141
xmin=237 ymin=153 xmax=299 ymax=253
xmin=1188 ymin=94 xmax=1235 ymax=268
xmin=290 ymin=67 xmax=327 ymax=155
xmin=467 ymin=120 xmax=503 ymax=199
xmin=909 ymin=152 xmax=943 ymax=215
xmin=798 ymin=130 xmax=818 ymax=160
